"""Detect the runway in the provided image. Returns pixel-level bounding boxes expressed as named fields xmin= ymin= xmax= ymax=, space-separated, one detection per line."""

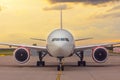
xmin=0 ymin=54 xmax=120 ymax=80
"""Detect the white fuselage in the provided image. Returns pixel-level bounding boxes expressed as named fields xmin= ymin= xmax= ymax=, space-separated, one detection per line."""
xmin=47 ymin=29 xmax=75 ymax=58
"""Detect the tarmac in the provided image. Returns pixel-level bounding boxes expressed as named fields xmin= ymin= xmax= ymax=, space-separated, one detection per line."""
xmin=0 ymin=54 xmax=120 ymax=80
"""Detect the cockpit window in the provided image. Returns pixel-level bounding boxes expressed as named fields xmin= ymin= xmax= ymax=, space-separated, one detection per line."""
xmin=52 ymin=38 xmax=69 ymax=42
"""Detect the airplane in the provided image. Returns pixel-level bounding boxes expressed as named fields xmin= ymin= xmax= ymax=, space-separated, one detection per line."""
xmin=0 ymin=10 xmax=120 ymax=71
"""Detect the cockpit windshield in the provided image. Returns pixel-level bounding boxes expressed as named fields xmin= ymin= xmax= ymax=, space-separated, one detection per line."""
xmin=52 ymin=38 xmax=69 ymax=42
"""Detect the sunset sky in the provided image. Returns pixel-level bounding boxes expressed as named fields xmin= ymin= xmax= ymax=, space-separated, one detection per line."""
xmin=0 ymin=0 xmax=120 ymax=46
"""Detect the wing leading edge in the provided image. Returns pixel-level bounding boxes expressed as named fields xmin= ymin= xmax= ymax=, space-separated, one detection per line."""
xmin=75 ymin=37 xmax=93 ymax=41
xmin=0 ymin=42 xmax=46 ymax=50
xmin=75 ymin=42 xmax=120 ymax=51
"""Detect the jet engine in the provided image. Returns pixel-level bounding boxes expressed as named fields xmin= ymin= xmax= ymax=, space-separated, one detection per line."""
xmin=14 ymin=47 xmax=30 ymax=64
xmin=92 ymin=47 xmax=108 ymax=63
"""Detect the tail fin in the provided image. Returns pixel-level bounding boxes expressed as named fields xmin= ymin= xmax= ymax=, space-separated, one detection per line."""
xmin=60 ymin=9 xmax=63 ymax=30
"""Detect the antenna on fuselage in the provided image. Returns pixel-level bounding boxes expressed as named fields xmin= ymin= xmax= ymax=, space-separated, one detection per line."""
xmin=60 ymin=8 xmax=63 ymax=30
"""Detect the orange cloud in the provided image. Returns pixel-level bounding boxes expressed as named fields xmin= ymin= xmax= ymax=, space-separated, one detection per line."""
xmin=107 ymin=5 xmax=120 ymax=12
xmin=43 ymin=4 xmax=72 ymax=11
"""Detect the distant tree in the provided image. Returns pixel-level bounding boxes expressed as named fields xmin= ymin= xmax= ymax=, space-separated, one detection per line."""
xmin=33 ymin=43 xmax=37 ymax=46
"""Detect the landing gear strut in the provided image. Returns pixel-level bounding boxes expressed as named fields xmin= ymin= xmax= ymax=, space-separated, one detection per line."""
xmin=57 ymin=57 xmax=64 ymax=71
xmin=37 ymin=51 xmax=47 ymax=67
xmin=76 ymin=51 xmax=86 ymax=66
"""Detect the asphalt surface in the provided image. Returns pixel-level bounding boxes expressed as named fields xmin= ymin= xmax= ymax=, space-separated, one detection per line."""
xmin=0 ymin=54 xmax=120 ymax=80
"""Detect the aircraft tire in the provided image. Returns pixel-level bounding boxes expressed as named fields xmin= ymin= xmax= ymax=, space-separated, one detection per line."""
xmin=37 ymin=61 xmax=45 ymax=67
xmin=78 ymin=61 xmax=86 ymax=66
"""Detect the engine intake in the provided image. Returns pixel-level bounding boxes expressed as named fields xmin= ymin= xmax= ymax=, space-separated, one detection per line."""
xmin=14 ymin=47 xmax=30 ymax=64
xmin=92 ymin=47 xmax=108 ymax=63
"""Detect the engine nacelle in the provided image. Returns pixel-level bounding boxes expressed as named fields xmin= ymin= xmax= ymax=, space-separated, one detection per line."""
xmin=92 ymin=47 xmax=108 ymax=63
xmin=14 ymin=47 xmax=30 ymax=64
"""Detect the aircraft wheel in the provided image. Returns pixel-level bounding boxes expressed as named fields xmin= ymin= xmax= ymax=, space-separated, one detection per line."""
xmin=57 ymin=65 xmax=64 ymax=71
xmin=37 ymin=61 xmax=45 ymax=67
xmin=78 ymin=61 xmax=86 ymax=66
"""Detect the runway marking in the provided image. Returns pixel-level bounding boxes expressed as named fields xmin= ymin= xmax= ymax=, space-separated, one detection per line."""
xmin=56 ymin=70 xmax=62 ymax=80
xmin=56 ymin=60 xmax=64 ymax=80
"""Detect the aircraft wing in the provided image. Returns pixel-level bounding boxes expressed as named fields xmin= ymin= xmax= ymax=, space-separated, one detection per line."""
xmin=0 ymin=42 xmax=46 ymax=50
xmin=75 ymin=37 xmax=93 ymax=41
xmin=75 ymin=42 xmax=120 ymax=51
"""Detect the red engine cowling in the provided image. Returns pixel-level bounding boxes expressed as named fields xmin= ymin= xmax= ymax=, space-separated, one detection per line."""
xmin=92 ymin=47 xmax=108 ymax=63
xmin=13 ymin=47 xmax=30 ymax=64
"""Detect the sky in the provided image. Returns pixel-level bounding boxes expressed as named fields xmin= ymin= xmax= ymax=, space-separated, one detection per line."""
xmin=0 ymin=0 xmax=120 ymax=46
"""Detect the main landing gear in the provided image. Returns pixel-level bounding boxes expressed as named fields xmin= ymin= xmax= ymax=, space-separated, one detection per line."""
xmin=37 ymin=51 xmax=47 ymax=67
xmin=76 ymin=51 xmax=86 ymax=66
xmin=57 ymin=57 xmax=64 ymax=71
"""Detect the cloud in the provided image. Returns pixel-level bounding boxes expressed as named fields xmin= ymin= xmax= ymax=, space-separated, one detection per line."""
xmin=43 ymin=4 xmax=72 ymax=11
xmin=0 ymin=6 xmax=2 ymax=11
xmin=94 ymin=12 xmax=120 ymax=19
xmin=108 ymin=5 xmax=120 ymax=12
xmin=48 ymin=0 xmax=120 ymax=5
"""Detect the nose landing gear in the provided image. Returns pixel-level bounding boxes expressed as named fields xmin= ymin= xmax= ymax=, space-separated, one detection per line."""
xmin=57 ymin=57 xmax=64 ymax=71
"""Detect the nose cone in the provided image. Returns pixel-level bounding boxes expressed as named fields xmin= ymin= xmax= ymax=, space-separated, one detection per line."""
xmin=47 ymin=29 xmax=75 ymax=57
xmin=54 ymin=42 xmax=66 ymax=55
xmin=47 ymin=42 xmax=74 ymax=57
